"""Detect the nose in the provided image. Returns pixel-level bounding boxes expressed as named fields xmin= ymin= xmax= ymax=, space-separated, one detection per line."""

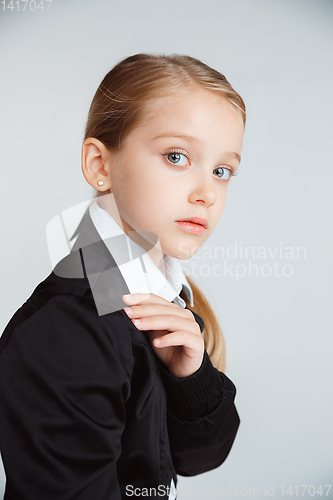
xmin=188 ymin=174 xmax=217 ymax=207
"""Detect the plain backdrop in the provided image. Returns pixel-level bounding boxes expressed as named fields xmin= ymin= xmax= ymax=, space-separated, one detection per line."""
xmin=1 ymin=0 xmax=332 ymax=498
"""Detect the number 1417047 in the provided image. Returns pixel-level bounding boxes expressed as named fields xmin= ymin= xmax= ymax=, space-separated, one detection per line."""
xmin=1 ymin=0 xmax=52 ymax=11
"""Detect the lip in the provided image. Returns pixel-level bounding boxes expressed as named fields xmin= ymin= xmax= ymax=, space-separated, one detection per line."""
xmin=175 ymin=216 xmax=209 ymax=229
xmin=175 ymin=221 xmax=206 ymax=234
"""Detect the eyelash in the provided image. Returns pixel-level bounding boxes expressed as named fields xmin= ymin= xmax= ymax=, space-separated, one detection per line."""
xmin=164 ymin=149 xmax=238 ymax=179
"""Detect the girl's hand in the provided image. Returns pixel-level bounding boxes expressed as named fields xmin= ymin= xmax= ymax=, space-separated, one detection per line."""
xmin=122 ymin=293 xmax=204 ymax=378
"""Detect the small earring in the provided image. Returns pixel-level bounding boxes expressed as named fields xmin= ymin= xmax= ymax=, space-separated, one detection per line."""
xmin=97 ymin=180 xmax=104 ymax=186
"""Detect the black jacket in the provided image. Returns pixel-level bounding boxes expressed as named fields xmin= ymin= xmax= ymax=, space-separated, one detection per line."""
xmin=0 ymin=210 xmax=240 ymax=499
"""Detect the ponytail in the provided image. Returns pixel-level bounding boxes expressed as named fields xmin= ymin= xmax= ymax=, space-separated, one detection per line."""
xmin=182 ymin=276 xmax=226 ymax=373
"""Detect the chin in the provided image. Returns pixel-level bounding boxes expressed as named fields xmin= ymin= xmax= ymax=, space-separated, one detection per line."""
xmin=164 ymin=242 xmax=200 ymax=260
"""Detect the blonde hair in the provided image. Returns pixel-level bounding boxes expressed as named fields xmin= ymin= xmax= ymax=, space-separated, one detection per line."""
xmin=84 ymin=53 xmax=246 ymax=372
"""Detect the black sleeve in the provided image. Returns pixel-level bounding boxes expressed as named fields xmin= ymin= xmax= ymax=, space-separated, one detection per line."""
xmin=157 ymin=349 xmax=240 ymax=476
xmin=0 ymin=294 xmax=133 ymax=500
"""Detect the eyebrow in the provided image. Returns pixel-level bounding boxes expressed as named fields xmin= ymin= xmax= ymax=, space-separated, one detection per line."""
xmin=152 ymin=132 xmax=241 ymax=163
xmin=152 ymin=132 xmax=200 ymax=143
xmin=226 ymin=152 xmax=242 ymax=163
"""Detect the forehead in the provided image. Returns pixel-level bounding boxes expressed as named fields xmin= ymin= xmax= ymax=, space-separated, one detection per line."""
xmin=130 ymin=88 xmax=244 ymax=150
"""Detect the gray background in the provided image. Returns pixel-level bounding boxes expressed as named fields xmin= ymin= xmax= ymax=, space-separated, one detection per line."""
xmin=1 ymin=0 xmax=332 ymax=498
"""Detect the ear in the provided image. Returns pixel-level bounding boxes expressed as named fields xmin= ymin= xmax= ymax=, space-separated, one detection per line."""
xmin=81 ymin=137 xmax=112 ymax=192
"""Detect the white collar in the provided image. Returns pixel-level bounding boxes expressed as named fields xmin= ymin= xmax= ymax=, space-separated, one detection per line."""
xmin=89 ymin=201 xmax=194 ymax=309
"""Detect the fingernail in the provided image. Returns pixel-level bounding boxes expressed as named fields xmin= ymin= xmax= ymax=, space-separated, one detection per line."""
xmin=123 ymin=307 xmax=132 ymax=316
xmin=132 ymin=319 xmax=141 ymax=326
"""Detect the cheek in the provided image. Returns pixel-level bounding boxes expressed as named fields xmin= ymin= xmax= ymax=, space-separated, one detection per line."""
xmin=219 ymin=192 xmax=228 ymax=212
xmin=117 ymin=180 xmax=168 ymax=231
xmin=215 ymin=183 xmax=228 ymax=205
xmin=112 ymin=165 xmax=146 ymax=207
xmin=131 ymin=172 xmax=176 ymax=213
xmin=211 ymin=188 xmax=229 ymax=223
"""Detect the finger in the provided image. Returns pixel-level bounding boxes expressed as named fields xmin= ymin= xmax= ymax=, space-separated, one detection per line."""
xmin=122 ymin=293 xmax=153 ymax=305
xmin=124 ymin=303 xmax=193 ymax=320
xmin=153 ymin=330 xmax=204 ymax=353
xmin=122 ymin=293 xmax=179 ymax=307
xmin=130 ymin=314 xmax=201 ymax=337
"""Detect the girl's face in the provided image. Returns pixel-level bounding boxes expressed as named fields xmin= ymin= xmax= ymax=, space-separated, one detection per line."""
xmin=105 ymin=87 xmax=244 ymax=260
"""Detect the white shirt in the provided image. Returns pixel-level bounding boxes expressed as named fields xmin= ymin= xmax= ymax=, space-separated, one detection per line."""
xmin=89 ymin=201 xmax=194 ymax=309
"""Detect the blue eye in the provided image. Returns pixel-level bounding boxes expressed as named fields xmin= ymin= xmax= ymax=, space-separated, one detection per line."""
xmin=166 ymin=152 xmax=188 ymax=166
xmin=214 ymin=167 xmax=231 ymax=180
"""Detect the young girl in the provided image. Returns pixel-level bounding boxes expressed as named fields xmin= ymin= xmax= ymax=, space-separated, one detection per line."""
xmin=0 ymin=53 xmax=245 ymax=499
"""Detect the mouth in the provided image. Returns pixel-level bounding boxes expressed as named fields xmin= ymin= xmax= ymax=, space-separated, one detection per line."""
xmin=175 ymin=217 xmax=208 ymax=234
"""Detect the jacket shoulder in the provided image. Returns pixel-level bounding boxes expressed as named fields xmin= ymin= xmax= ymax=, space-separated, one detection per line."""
xmin=0 ymin=271 xmax=132 ymax=373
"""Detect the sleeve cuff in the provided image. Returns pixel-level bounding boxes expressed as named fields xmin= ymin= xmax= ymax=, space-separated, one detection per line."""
xmin=156 ymin=349 xmax=225 ymax=421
